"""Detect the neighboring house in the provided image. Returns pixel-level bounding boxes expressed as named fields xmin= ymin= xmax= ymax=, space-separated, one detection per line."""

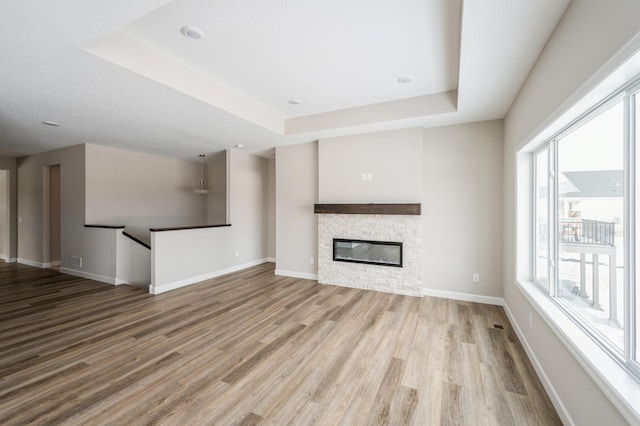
xmin=560 ymin=170 xmax=624 ymax=223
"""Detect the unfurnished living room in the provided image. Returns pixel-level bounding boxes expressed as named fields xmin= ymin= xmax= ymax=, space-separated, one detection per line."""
xmin=1 ymin=1 xmax=640 ymax=425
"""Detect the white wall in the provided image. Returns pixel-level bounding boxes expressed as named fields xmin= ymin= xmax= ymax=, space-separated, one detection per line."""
xmin=0 ymin=156 xmax=17 ymax=260
xmin=318 ymin=128 xmax=423 ymax=203
xmin=85 ymin=144 xmax=206 ymax=239
xmin=422 ymin=121 xmax=503 ymax=302
xmin=151 ymin=150 xmax=270 ymax=292
xmin=503 ymin=1 xmax=640 ymax=424
xmin=275 ymin=141 xmax=318 ymax=278
xmin=116 ymin=231 xmax=150 ymax=287
xmin=151 ymin=226 xmax=235 ymax=292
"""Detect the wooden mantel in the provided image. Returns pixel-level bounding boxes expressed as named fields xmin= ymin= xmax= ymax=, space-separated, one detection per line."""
xmin=314 ymin=203 xmax=421 ymax=215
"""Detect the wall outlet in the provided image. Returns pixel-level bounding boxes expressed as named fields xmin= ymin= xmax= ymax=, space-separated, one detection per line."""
xmin=309 ymin=257 xmax=314 ymax=265
xmin=18 ymin=216 xmax=22 ymax=223
xmin=366 ymin=172 xmax=373 ymax=181
xmin=529 ymin=313 xmax=533 ymax=329
xmin=235 ymin=250 xmax=240 ymax=258
xmin=361 ymin=173 xmax=367 ymax=181
xmin=472 ymin=273 xmax=480 ymax=282
xmin=71 ymin=256 xmax=82 ymax=268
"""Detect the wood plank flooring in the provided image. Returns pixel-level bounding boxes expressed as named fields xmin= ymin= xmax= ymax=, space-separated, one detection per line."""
xmin=0 ymin=261 xmax=562 ymax=425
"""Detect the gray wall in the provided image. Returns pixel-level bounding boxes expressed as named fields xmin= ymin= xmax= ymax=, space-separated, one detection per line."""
xmin=0 ymin=171 xmax=8 ymax=259
xmin=275 ymin=141 xmax=318 ymax=277
xmin=503 ymin=1 xmax=640 ymax=424
xmin=275 ymin=124 xmax=503 ymax=301
xmin=206 ymin=150 xmax=228 ymax=224
xmin=49 ymin=165 xmax=61 ymax=263
xmin=85 ymin=144 xmax=207 ymax=239
xmin=16 ymin=144 xmax=267 ymax=282
xmin=266 ymin=157 xmax=276 ymax=259
xmin=318 ymin=128 xmax=423 ymax=203
xmin=228 ymin=149 xmax=269 ymax=264
xmin=423 ymin=120 xmax=503 ymax=298
xmin=17 ymin=145 xmax=87 ymax=270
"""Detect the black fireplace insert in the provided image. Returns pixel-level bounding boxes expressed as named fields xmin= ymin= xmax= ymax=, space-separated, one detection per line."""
xmin=332 ymin=238 xmax=402 ymax=267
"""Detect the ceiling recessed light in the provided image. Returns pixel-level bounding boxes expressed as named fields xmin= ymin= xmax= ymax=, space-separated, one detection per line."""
xmin=397 ymin=76 xmax=413 ymax=84
xmin=181 ymin=26 xmax=204 ymax=40
xmin=235 ymin=144 xmax=244 ymax=149
xmin=288 ymin=99 xmax=302 ymax=106
xmin=42 ymin=121 xmax=60 ymax=126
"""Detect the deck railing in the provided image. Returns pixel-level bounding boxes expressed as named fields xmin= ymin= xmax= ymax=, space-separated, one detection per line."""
xmin=559 ymin=218 xmax=615 ymax=246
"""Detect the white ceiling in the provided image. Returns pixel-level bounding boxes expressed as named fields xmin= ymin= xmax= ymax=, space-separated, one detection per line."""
xmin=0 ymin=0 xmax=570 ymax=160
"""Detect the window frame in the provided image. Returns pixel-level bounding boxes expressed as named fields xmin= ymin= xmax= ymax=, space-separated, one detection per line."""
xmin=531 ymin=86 xmax=640 ymax=379
xmin=532 ymin=145 xmax=550 ymax=292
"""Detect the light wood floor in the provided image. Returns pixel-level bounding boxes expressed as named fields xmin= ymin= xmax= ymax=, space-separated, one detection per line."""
xmin=0 ymin=261 xmax=562 ymax=425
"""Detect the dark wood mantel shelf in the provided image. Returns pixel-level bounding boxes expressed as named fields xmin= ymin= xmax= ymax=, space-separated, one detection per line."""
xmin=314 ymin=203 xmax=421 ymax=215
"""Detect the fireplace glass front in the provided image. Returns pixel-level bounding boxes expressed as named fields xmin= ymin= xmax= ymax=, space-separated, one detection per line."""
xmin=332 ymin=239 xmax=402 ymax=267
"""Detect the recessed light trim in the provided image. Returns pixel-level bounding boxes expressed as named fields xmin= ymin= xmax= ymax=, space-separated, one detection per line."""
xmin=397 ymin=76 xmax=413 ymax=84
xmin=235 ymin=144 xmax=244 ymax=149
xmin=181 ymin=26 xmax=204 ymax=40
xmin=288 ymin=99 xmax=302 ymax=106
xmin=42 ymin=121 xmax=60 ymax=127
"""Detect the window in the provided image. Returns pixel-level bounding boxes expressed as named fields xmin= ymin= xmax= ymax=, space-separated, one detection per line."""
xmin=532 ymin=85 xmax=640 ymax=375
xmin=534 ymin=147 xmax=550 ymax=286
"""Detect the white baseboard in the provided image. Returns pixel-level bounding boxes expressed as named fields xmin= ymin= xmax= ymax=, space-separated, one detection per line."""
xmin=151 ymin=258 xmax=271 ymax=295
xmin=422 ymin=288 xmax=504 ymax=306
xmin=18 ymin=258 xmax=45 ymax=268
xmin=60 ymin=267 xmax=116 ymax=285
xmin=265 ymin=257 xmax=276 ymax=263
xmin=115 ymin=278 xmax=150 ymax=292
xmin=3 ymin=257 xmax=17 ymax=263
xmin=275 ymin=269 xmax=318 ymax=281
xmin=503 ymin=302 xmax=574 ymax=426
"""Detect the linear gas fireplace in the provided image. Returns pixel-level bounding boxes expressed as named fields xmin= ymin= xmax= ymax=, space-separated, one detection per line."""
xmin=333 ymin=238 xmax=402 ymax=268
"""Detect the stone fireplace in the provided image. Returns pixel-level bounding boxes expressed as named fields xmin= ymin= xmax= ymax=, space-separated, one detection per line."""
xmin=315 ymin=204 xmax=422 ymax=296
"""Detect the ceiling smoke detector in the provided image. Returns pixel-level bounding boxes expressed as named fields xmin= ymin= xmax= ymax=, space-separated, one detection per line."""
xmin=42 ymin=120 xmax=60 ymax=126
xmin=288 ymin=99 xmax=302 ymax=106
xmin=181 ymin=26 xmax=204 ymax=40
xmin=397 ymin=76 xmax=413 ymax=84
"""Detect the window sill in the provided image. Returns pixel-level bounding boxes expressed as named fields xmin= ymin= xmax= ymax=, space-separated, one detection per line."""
xmin=515 ymin=279 xmax=640 ymax=424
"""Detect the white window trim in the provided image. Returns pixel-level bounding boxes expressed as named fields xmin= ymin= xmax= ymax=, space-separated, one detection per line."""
xmin=549 ymin=96 xmax=628 ymax=360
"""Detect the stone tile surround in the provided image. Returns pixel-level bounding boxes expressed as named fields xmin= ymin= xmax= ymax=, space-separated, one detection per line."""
xmin=318 ymin=214 xmax=422 ymax=296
